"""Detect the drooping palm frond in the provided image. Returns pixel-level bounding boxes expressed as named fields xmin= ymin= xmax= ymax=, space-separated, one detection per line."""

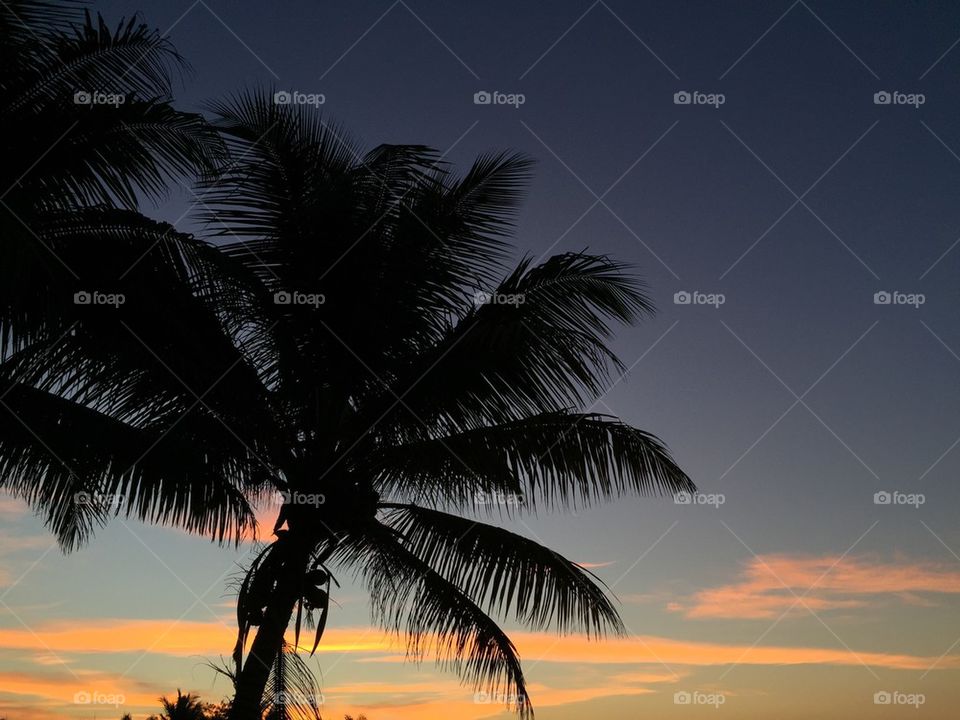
xmin=263 ymin=642 xmax=323 ymax=720
xmin=0 ymin=378 xmax=258 ymax=549
xmin=336 ymin=523 xmax=532 ymax=718
xmin=11 ymin=99 xmax=224 ymax=210
xmin=0 ymin=209 xmax=281 ymax=548
xmin=381 ymin=504 xmax=625 ymax=637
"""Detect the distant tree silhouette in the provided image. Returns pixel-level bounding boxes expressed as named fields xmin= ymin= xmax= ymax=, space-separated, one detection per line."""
xmin=147 ymin=690 xmax=207 ymax=720
xmin=0 ymin=4 xmax=694 ymax=720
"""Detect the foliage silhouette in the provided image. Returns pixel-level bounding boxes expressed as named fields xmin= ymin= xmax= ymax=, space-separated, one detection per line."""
xmin=0 ymin=3 xmax=695 ymax=719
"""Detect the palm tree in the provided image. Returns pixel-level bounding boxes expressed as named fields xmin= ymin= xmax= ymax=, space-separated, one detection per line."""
xmin=148 ymin=690 xmax=207 ymax=720
xmin=198 ymin=90 xmax=693 ymax=718
xmin=0 ymin=7 xmax=694 ymax=720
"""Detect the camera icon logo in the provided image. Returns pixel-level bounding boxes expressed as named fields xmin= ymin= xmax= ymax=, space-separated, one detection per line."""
xmin=673 ymin=91 xmax=692 ymax=105
xmin=474 ymin=91 xmax=492 ymax=105
xmin=674 ymin=491 xmax=692 ymax=505
xmin=273 ymin=91 xmax=292 ymax=105
xmin=873 ymin=91 xmax=892 ymax=105
xmin=73 ymin=291 xmax=91 ymax=305
xmin=74 ymin=691 xmax=92 ymax=704
xmin=474 ymin=691 xmax=491 ymax=704
xmin=273 ymin=291 xmax=292 ymax=305
xmin=673 ymin=290 xmax=691 ymax=305
xmin=674 ymin=691 xmax=692 ymax=704
xmin=874 ymin=491 xmax=892 ymax=505
xmin=74 ymin=91 xmax=92 ymax=105
xmin=873 ymin=291 xmax=891 ymax=305
xmin=874 ymin=691 xmax=892 ymax=705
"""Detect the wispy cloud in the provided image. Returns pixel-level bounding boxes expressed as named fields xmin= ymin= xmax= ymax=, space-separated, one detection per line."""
xmin=3 ymin=618 xmax=953 ymax=671
xmin=668 ymin=554 xmax=960 ymax=619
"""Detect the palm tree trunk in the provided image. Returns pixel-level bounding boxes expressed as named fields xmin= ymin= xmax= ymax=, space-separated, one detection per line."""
xmin=229 ymin=540 xmax=310 ymax=720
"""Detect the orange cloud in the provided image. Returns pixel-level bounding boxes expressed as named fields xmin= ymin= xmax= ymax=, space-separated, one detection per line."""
xmin=670 ymin=554 xmax=960 ymax=619
xmin=359 ymin=630 xmax=958 ymax=671
xmin=0 ymin=669 xmax=163 ymax=712
xmin=3 ymin=618 xmax=953 ymax=672
xmin=509 ymin=632 xmax=955 ymax=670
xmin=2 ymin=618 xmax=957 ymax=720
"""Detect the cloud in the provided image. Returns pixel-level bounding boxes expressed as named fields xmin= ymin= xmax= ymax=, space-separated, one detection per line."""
xmin=1 ymin=618 xmax=956 ymax=719
xmin=2 ymin=618 xmax=953 ymax=673
xmin=0 ymin=668 xmax=163 ymax=710
xmin=0 ymin=495 xmax=29 ymax=519
xmin=669 ymin=554 xmax=960 ymax=619
xmin=359 ymin=630 xmax=957 ymax=671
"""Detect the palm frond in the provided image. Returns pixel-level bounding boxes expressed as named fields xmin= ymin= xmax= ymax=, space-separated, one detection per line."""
xmin=350 ymin=253 xmax=653 ymax=442
xmin=336 ymin=523 xmax=532 ymax=718
xmin=382 ymin=504 xmax=625 ymax=637
xmin=368 ymin=410 xmax=693 ymax=509
xmin=0 ymin=379 xmax=258 ymax=549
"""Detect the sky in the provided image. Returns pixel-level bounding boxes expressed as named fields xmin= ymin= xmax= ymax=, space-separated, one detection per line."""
xmin=3 ymin=0 xmax=960 ymax=717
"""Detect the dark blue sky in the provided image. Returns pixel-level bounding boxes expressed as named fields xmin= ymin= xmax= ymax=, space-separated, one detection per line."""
xmin=85 ymin=0 xmax=960 ymax=545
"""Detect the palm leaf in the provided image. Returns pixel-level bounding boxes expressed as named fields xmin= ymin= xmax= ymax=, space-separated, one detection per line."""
xmin=336 ymin=523 xmax=532 ymax=718
xmin=382 ymin=504 xmax=625 ymax=636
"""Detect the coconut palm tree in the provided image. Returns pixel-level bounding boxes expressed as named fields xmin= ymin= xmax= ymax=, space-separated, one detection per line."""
xmin=0 ymin=6 xmax=694 ymax=720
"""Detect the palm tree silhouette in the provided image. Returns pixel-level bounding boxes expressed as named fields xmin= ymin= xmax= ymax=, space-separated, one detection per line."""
xmin=200 ymin=90 xmax=694 ymax=718
xmin=148 ymin=690 xmax=207 ymax=720
xmin=0 ymin=5 xmax=694 ymax=720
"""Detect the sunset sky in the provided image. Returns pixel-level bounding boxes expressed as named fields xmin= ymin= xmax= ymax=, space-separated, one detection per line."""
xmin=3 ymin=1 xmax=960 ymax=718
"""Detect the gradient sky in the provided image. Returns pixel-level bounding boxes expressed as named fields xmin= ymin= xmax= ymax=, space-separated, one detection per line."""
xmin=3 ymin=1 xmax=960 ymax=718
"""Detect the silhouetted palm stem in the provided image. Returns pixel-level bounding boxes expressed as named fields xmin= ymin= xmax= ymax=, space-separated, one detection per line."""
xmin=232 ymin=535 xmax=314 ymax=719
